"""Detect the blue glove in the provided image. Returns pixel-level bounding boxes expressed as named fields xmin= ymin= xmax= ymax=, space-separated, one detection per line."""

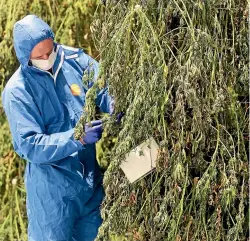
xmin=81 ymin=120 xmax=103 ymax=145
xmin=116 ymin=112 xmax=125 ymax=124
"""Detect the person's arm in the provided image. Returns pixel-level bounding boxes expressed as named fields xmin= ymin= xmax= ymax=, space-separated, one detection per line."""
xmin=2 ymin=88 xmax=84 ymax=165
xmin=77 ymin=50 xmax=114 ymax=114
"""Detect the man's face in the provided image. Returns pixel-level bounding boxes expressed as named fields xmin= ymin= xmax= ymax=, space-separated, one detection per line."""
xmin=30 ymin=39 xmax=54 ymax=60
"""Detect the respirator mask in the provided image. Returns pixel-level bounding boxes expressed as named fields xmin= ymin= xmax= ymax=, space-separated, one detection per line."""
xmin=31 ymin=49 xmax=57 ymax=71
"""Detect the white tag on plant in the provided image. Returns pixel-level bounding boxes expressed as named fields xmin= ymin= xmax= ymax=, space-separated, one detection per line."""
xmin=120 ymin=137 xmax=159 ymax=183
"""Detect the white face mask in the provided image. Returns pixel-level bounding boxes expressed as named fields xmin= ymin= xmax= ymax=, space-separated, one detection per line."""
xmin=31 ymin=50 xmax=57 ymax=71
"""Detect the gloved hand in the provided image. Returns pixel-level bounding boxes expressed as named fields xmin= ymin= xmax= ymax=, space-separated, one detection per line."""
xmin=116 ymin=112 xmax=125 ymax=124
xmin=80 ymin=120 xmax=103 ymax=145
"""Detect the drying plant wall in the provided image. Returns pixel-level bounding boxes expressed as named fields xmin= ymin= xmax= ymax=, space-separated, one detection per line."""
xmin=77 ymin=0 xmax=249 ymax=240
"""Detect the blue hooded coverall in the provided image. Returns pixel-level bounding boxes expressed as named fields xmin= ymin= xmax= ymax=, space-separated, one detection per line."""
xmin=1 ymin=15 xmax=112 ymax=241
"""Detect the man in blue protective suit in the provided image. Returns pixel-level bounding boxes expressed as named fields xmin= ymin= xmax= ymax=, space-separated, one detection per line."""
xmin=1 ymin=15 xmax=114 ymax=241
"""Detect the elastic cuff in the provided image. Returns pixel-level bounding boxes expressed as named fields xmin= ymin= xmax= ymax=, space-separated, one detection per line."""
xmin=76 ymin=139 xmax=85 ymax=150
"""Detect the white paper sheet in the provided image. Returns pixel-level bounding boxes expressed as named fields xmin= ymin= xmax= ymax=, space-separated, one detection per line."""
xmin=120 ymin=137 xmax=159 ymax=183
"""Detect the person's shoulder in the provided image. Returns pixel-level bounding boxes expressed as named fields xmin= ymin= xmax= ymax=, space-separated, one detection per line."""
xmin=3 ymin=67 xmax=26 ymax=91
xmin=61 ymin=44 xmax=98 ymax=67
xmin=61 ymin=44 xmax=84 ymax=59
xmin=2 ymin=67 xmax=28 ymax=103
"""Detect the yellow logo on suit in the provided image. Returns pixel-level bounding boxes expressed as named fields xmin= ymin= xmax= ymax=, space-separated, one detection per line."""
xmin=70 ymin=84 xmax=81 ymax=96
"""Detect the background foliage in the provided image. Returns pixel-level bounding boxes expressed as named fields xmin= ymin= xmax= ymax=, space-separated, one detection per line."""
xmin=0 ymin=1 xmax=101 ymax=240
